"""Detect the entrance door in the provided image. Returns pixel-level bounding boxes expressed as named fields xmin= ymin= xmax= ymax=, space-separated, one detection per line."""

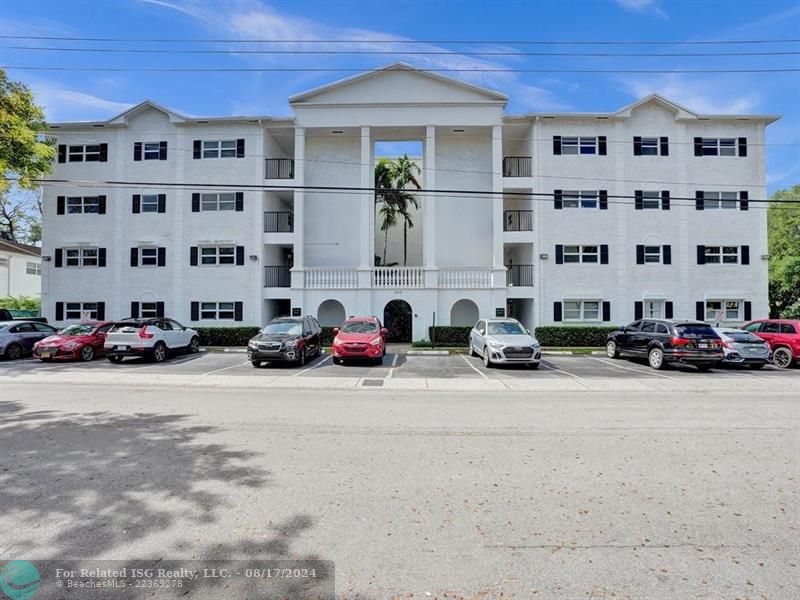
xmin=383 ymin=300 xmax=413 ymax=342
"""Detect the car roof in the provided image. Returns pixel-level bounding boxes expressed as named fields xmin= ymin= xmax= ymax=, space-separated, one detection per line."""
xmin=0 ymin=320 xmax=44 ymax=327
xmin=343 ymin=316 xmax=379 ymax=322
xmin=270 ymin=316 xmax=302 ymax=322
xmin=483 ymin=318 xmax=521 ymax=323
xmin=748 ymin=319 xmax=800 ymax=325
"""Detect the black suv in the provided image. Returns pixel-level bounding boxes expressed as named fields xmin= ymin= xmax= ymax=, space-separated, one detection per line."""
xmin=247 ymin=315 xmax=322 ymax=367
xmin=606 ymin=319 xmax=723 ymax=371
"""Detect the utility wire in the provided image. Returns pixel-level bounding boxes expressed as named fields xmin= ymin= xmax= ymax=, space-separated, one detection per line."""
xmin=6 ymin=66 xmax=800 ymax=73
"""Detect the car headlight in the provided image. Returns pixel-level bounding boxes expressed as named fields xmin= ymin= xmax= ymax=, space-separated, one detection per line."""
xmin=488 ymin=340 xmax=505 ymax=349
xmin=332 ymin=336 xmax=341 ymax=346
xmin=284 ymin=340 xmax=297 ymax=349
xmin=369 ymin=337 xmax=382 ymax=346
xmin=248 ymin=340 xmax=258 ymax=349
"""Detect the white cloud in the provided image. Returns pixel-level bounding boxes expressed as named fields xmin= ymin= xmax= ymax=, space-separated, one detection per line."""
xmin=614 ymin=0 xmax=668 ymax=19
xmin=619 ymin=73 xmax=759 ymax=114
xmin=28 ymin=80 xmax=133 ymax=121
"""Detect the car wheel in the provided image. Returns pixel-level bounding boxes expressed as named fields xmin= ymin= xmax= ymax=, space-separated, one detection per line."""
xmin=79 ymin=346 xmax=94 ymax=362
xmin=107 ymin=355 xmax=123 ymax=363
xmin=333 ymin=357 xmax=342 ymax=365
xmin=251 ymin=360 xmax=261 ymax=368
xmin=483 ymin=347 xmax=492 ymax=368
xmin=188 ymin=336 xmax=200 ymax=354
xmin=648 ymin=347 xmax=665 ymax=370
xmin=298 ymin=348 xmax=306 ymax=367
xmin=152 ymin=342 xmax=167 ymax=363
xmin=4 ymin=343 xmax=22 ymax=360
xmin=773 ymin=347 xmax=794 ymax=369
xmin=606 ymin=340 xmax=619 ymax=359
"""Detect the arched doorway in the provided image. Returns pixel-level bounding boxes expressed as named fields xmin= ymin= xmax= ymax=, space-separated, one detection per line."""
xmin=383 ymin=299 xmax=413 ymax=342
xmin=450 ymin=299 xmax=479 ymax=326
xmin=317 ymin=299 xmax=346 ymax=327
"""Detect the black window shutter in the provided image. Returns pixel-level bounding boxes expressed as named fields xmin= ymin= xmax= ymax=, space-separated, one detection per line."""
xmin=157 ymin=247 xmax=166 ymax=267
xmin=555 ymin=244 xmax=563 ymax=264
xmin=598 ymin=136 xmax=607 ymax=155
xmin=193 ymin=140 xmax=202 ymax=159
xmin=659 ymin=136 xmax=669 ymax=156
xmin=235 ymin=192 xmax=244 ymax=212
xmin=553 ymin=135 xmax=562 ymax=155
xmin=236 ymin=246 xmax=245 ymax=266
xmin=156 ymin=302 xmax=165 ymax=318
xmin=98 ymin=195 xmax=106 ymax=214
xmin=96 ymin=302 xmax=105 ymax=321
xmin=636 ymin=245 xmax=645 ymax=264
xmin=57 ymin=196 xmax=65 ymax=215
xmin=159 ymin=141 xmax=168 ymax=160
xmin=744 ymin=301 xmax=752 ymax=322
xmin=599 ymin=190 xmax=608 ymax=210
xmin=236 ymin=138 xmax=245 ymax=158
xmin=633 ymin=136 xmax=642 ymax=156
xmin=157 ymin=193 xmax=166 ymax=213
xmin=553 ymin=189 xmax=563 ymax=210
xmin=58 ymin=145 xmax=66 ymax=163
xmin=130 ymin=247 xmax=138 ymax=267
xmin=661 ymin=190 xmax=670 ymax=210
xmin=697 ymin=245 xmax=706 ymax=265
xmin=190 ymin=301 xmax=199 ymax=321
xmin=738 ymin=137 xmax=747 ymax=157
xmin=602 ymin=301 xmax=611 ymax=321
xmin=695 ymin=191 xmax=704 ymax=210
xmin=190 ymin=246 xmax=198 ymax=266
xmin=696 ymin=301 xmax=705 ymax=321
xmin=663 ymin=245 xmax=672 ymax=265
xmin=634 ymin=301 xmax=643 ymax=320
xmin=133 ymin=142 xmax=142 ymax=161
xmin=130 ymin=302 xmax=139 ymax=319
xmin=98 ymin=248 xmax=106 ymax=267
xmin=739 ymin=191 xmax=749 ymax=211
xmin=665 ymin=301 xmax=674 ymax=319
xmin=191 ymin=193 xmax=200 ymax=212
xmin=600 ymin=244 xmax=609 ymax=264
xmin=741 ymin=245 xmax=750 ymax=265
xmin=694 ymin=137 xmax=703 ymax=156
xmin=234 ymin=301 xmax=243 ymax=322
xmin=54 ymin=248 xmax=63 ymax=268
xmin=634 ymin=190 xmax=643 ymax=210
xmin=553 ymin=301 xmax=562 ymax=322
xmin=132 ymin=194 xmax=141 ymax=213
xmin=99 ymin=143 xmax=108 ymax=162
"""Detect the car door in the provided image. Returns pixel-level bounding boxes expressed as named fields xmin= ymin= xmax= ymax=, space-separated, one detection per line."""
xmin=617 ymin=321 xmax=642 ymax=353
xmin=635 ymin=321 xmax=657 ymax=353
xmin=302 ymin=317 xmax=316 ymax=354
xmin=93 ymin=323 xmax=113 ymax=350
xmin=167 ymin=319 xmax=192 ymax=347
xmin=758 ymin=321 xmax=780 ymax=349
xmin=10 ymin=322 xmax=38 ymax=352
xmin=471 ymin=320 xmax=486 ymax=354
xmin=32 ymin=322 xmax=57 ymax=342
xmin=153 ymin=319 xmax=177 ymax=348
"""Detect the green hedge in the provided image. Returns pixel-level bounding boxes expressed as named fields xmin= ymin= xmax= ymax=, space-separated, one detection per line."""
xmin=321 ymin=327 xmax=336 ymax=345
xmin=428 ymin=326 xmax=472 ymax=347
xmin=195 ymin=327 xmax=260 ymax=346
xmin=533 ymin=326 xmax=619 ymax=347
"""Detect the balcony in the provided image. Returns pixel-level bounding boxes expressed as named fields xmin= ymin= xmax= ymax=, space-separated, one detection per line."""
xmin=265 ymin=158 xmax=295 ymax=179
xmin=503 ymin=210 xmax=533 ymax=232
xmin=439 ymin=267 xmax=493 ymax=289
xmin=506 ymin=264 xmax=534 ymax=287
xmin=264 ymin=211 xmax=294 ymax=233
xmin=305 ymin=267 xmax=358 ymax=289
xmin=502 ymin=156 xmax=532 ymax=178
xmin=373 ymin=266 xmax=424 ymax=288
xmin=264 ymin=265 xmax=291 ymax=287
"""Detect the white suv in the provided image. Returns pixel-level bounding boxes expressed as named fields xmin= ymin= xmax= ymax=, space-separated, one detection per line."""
xmin=105 ymin=318 xmax=200 ymax=363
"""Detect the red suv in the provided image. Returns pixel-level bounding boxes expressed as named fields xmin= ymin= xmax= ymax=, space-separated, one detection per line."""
xmin=332 ymin=316 xmax=388 ymax=365
xmin=743 ymin=319 xmax=800 ymax=368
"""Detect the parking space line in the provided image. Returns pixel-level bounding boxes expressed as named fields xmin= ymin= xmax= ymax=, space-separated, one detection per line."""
xmin=386 ymin=353 xmax=399 ymax=379
xmin=538 ymin=360 xmax=591 ymax=388
xmin=586 ymin=356 xmax=680 ymax=380
xmin=292 ymin=354 xmax=332 ymax=377
xmin=460 ymin=354 xmax=489 ymax=380
xmin=201 ymin=361 xmax=251 ymax=376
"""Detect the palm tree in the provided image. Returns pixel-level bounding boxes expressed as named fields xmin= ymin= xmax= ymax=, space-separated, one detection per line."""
xmin=374 ymin=158 xmax=396 ymax=266
xmin=389 ymin=155 xmax=421 ymax=266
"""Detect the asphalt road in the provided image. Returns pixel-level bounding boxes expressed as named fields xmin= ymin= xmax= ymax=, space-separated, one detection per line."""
xmin=1 ymin=380 xmax=797 ymax=599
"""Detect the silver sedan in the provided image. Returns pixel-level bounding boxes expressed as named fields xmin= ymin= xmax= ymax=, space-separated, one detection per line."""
xmin=713 ymin=327 xmax=771 ymax=369
xmin=469 ymin=318 xmax=541 ymax=368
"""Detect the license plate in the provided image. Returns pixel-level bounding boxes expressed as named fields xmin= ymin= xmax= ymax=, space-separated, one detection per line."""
xmin=40 ymin=350 xmax=53 ymax=358
xmin=698 ymin=342 xmax=708 ymax=349
xmin=114 ymin=345 xmax=129 ymax=351
xmin=747 ymin=347 xmax=759 ymax=352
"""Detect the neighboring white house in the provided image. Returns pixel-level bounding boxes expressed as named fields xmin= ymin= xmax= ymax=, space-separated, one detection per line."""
xmin=40 ymin=63 xmax=776 ymax=338
xmin=0 ymin=236 xmax=42 ymax=299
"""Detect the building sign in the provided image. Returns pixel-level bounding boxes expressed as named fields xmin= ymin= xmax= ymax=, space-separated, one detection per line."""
xmin=291 ymin=307 xmax=302 ymax=317
xmin=495 ymin=307 xmax=506 ymax=317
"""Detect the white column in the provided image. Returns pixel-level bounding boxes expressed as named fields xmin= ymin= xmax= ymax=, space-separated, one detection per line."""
xmin=291 ymin=127 xmax=305 ymax=290
xmin=423 ymin=126 xmax=439 ymax=288
xmin=359 ymin=126 xmax=372 ymax=270
xmin=491 ymin=125 xmax=505 ymax=287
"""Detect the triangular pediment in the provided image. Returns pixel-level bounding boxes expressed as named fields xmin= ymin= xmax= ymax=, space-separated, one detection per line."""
xmin=614 ymin=94 xmax=696 ymax=119
xmin=108 ymin=100 xmax=187 ymax=125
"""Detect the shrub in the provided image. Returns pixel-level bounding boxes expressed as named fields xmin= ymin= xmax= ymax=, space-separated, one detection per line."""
xmin=533 ymin=326 xmax=619 ymax=347
xmin=194 ymin=327 xmax=260 ymax=346
xmin=411 ymin=340 xmax=433 ymax=348
xmin=321 ymin=327 xmax=337 ymax=345
xmin=428 ymin=326 xmax=472 ymax=347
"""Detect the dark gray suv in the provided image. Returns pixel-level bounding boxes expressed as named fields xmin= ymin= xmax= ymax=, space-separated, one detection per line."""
xmin=248 ymin=315 xmax=322 ymax=367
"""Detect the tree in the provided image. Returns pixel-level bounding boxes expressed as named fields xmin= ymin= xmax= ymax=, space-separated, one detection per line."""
xmin=374 ymin=158 xmax=397 ymax=265
xmin=768 ymin=184 xmax=800 ymax=318
xmin=389 ymin=155 xmax=421 ymax=266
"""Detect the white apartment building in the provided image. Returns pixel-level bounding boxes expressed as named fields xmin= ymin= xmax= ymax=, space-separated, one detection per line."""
xmin=0 ymin=237 xmax=42 ymax=298
xmin=41 ymin=63 xmax=776 ymax=340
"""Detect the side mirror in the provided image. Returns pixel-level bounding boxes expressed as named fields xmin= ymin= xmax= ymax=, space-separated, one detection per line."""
xmin=380 ymin=328 xmax=388 ymax=335
xmin=333 ymin=327 xmax=339 ymax=333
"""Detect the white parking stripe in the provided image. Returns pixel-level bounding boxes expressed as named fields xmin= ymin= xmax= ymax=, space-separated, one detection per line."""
xmin=538 ymin=360 xmax=591 ymax=388
xmin=201 ymin=360 xmax=250 ymax=376
xmin=386 ymin=353 xmax=399 ymax=379
xmin=460 ymin=354 xmax=489 ymax=380
xmin=292 ymin=354 xmax=332 ymax=377
xmin=587 ymin=356 xmax=680 ymax=380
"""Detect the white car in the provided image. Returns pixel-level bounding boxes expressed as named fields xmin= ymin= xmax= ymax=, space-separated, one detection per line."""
xmin=104 ymin=318 xmax=200 ymax=363
xmin=469 ymin=318 xmax=541 ymax=368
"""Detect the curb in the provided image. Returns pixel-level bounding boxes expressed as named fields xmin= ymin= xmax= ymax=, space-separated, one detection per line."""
xmin=406 ymin=350 xmax=450 ymax=356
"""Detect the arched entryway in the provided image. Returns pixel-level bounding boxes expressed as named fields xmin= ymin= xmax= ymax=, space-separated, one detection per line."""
xmin=317 ymin=299 xmax=346 ymax=327
xmin=383 ymin=299 xmax=413 ymax=342
xmin=450 ymin=299 xmax=479 ymax=327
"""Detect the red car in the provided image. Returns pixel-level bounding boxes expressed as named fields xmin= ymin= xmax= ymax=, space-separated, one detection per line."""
xmin=743 ymin=319 xmax=800 ymax=369
xmin=332 ymin=316 xmax=388 ymax=365
xmin=34 ymin=321 xmax=114 ymax=362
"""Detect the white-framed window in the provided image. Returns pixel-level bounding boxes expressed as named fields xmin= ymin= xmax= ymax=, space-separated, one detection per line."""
xmin=641 ymin=191 xmax=661 ymax=209
xmin=140 ymin=302 xmax=159 ymax=318
xmin=65 ymin=302 xmax=98 ymax=320
xmin=644 ymin=245 xmax=662 ymax=263
xmin=67 ymin=196 xmax=99 ymax=214
xmin=701 ymin=138 xmax=736 ymax=156
xmin=200 ymin=302 xmax=235 ymax=320
xmin=139 ymin=247 xmax=159 ymax=267
xmin=564 ymin=300 xmax=601 ymax=321
xmin=704 ymin=246 xmax=740 ymax=264
xmin=68 ymin=144 xmax=102 ymax=162
xmin=202 ymin=140 xmax=237 ymax=159
xmin=65 ymin=247 xmax=98 ymax=267
xmin=563 ymin=245 xmax=599 ymax=263
xmin=26 ymin=262 xmax=41 ymax=275
xmin=143 ymin=142 xmax=161 ymax=160
xmin=640 ymin=137 xmax=659 ymax=156
xmin=200 ymin=246 xmax=235 ymax=265
xmin=563 ymin=190 xmax=598 ymax=208
xmin=644 ymin=300 xmax=663 ymax=318
xmin=702 ymin=191 xmax=739 ymax=209
xmin=561 ymin=136 xmax=597 ymax=155
xmin=141 ymin=194 xmax=160 ymax=213
xmin=200 ymin=192 xmax=236 ymax=211
xmin=705 ymin=300 xmax=742 ymax=321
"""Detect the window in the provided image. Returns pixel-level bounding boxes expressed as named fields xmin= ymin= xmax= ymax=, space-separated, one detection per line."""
xmin=562 ymin=190 xmax=598 ymax=209
xmin=561 ymin=137 xmax=597 ymax=155
xmin=141 ymin=194 xmax=160 ymax=213
xmin=65 ymin=302 xmax=98 ymax=320
xmin=564 ymin=300 xmax=600 ymax=321
xmin=563 ymin=245 xmax=598 ymax=263
xmin=704 ymin=246 xmax=740 ymax=264
xmin=140 ymin=302 xmax=159 ymax=318
xmin=143 ymin=142 xmax=161 ymax=160
xmin=202 ymin=140 xmax=237 ymax=159
xmin=67 ymin=196 xmax=99 ymax=214
xmin=65 ymin=247 xmax=98 ymax=267
xmin=200 ymin=302 xmax=235 ymax=320
xmin=645 ymin=300 xmax=663 ymax=318
xmin=644 ymin=246 xmax=661 ymax=263
xmin=743 ymin=322 xmax=762 ymax=332
xmin=701 ymin=138 xmax=736 ymax=156
xmin=200 ymin=246 xmax=235 ymax=265
xmin=705 ymin=300 xmax=741 ymax=321
xmin=26 ymin=262 xmax=41 ymax=275
xmin=641 ymin=191 xmax=661 ymax=209
xmin=0 ymin=258 xmax=7 ymax=267
xmin=781 ymin=323 xmax=797 ymax=334
xmin=201 ymin=193 xmax=236 ymax=211
xmin=655 ymin=323 xmax=670 ymax=334
xmin=702 ymin=191 xmax=739 ymax=209
xmin=761 ymin=322 xmax=781 ymax=333
xmin=68 ymin=144 xmax=102 ymax=162
xmin=640 ymin=137 xmax=659 ymax=155
xmin=140 ymin=247 xmax=158 ymax=267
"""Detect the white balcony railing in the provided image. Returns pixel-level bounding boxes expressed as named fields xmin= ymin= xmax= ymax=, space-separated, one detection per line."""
xmin=439 ymin=267 xmax=493 ymax=288
xmin=373 ymin=266 xmax=424 ymax=288
xmin=304 ymin=267 xmax=358 ymax=289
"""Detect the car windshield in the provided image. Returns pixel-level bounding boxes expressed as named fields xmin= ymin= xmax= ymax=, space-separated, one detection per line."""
xmin=725 ymin=331 xmax=762 ymax=343
xmin=341 ymin=321 xmax=378 ymax=334
xmin=487 ymin=322 xmax=526 ymax=335
xmin=58 ymin=324 xmax=95 ymax=336
xmin=675 ymin=325 xmax=717 ymax=338
xmin=262 ymin=321 xmax=302 ymax=335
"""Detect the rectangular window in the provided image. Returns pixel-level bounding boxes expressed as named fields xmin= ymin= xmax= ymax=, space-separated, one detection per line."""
xmin=202 ymin=140 xmax=237 ymax=159
xmin=644 ymin=246 xmax=661 ymax=263
xmin=0 ymin=258 xmax=7 ymax=267
xmin=64 ymin=247 xmax=98 ymax=267
xmin=65 ymin=302 xmax=98 ymax=320
xmin=701 ymin=138 xmax=736 ymax=156
xmin=563 ymin=245 xmax=598 ymax=263
xmin=66 ymin=196 xmax=99 ymax=214
xmin=706 ymin=300 xmax=741 ymax=321
xmin=141 ymin=194 xmax=159 ymax=213
xmin=199 ymin=301 xmax=235 ymax=320
xmin=562 ymin=190 xmax=598 ymax=209
xmin=645 ymin=300 xmax=663 ymax=318
xmin=140 ymin=302 xmax=159 ymax=318
xmin=200 ymin=246 xmax=235 ymax=265
xmin=143 ymin=142 xmax=161 ymax=160
xmin=67 ymin=144 xmax=102 ymax=162
xmin=702 ymin=191 xmax=739 ymax=209
xmin=564 ymin=300 xmax=600 ymax=322
xmin=560 ymin=137 xmax=598 ymax=155
xmin=140 ymin=247 xmax=158 ymax=266
xmin=641 ymin=191 xmax=661 ymax=209
xmin=640 ymin=137 xmax=659 ymax=156
xmin=200 ymin=192 xmax=236 ymax=211
xmin=26 ymin=262 xmax=41 ymax=275
xmin=704 ymin=246 xmax=740 ymax=264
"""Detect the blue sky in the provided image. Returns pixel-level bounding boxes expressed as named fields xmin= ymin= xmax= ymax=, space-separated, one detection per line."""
xmin=2 ymin=0 xmax=799 ymax=191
